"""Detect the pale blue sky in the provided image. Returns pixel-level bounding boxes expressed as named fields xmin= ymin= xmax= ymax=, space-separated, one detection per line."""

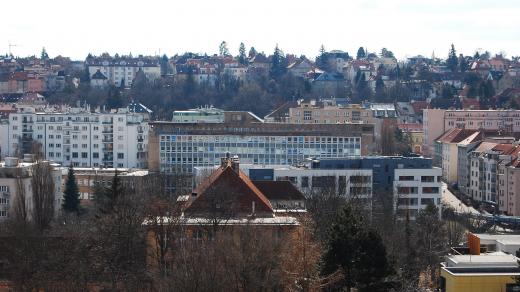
xmin=2 ymin=0 xmax=519 ymax=60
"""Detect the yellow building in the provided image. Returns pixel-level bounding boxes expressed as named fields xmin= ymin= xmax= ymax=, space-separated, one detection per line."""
xmin=440 ymin=264 xmax=519 ymax=292
xmin=440 ymin=233 xmax=520 ymax=292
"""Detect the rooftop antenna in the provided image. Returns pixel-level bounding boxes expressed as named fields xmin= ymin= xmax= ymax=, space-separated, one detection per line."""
xmin=8 ymin=42 xmax=19 ymax=56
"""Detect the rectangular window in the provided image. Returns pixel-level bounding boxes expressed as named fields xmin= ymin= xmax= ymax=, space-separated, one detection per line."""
xmin=301 ymin=176 xmax=309 ymax=188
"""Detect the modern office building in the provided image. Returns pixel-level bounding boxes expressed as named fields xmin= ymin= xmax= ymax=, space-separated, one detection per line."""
xmin=1 ymin=103 xmax=150 ymax=168
xmin=148 ymin=111 xmax=375 ymax=173
xmin=312 ymin=156 xmax=442 ymax=218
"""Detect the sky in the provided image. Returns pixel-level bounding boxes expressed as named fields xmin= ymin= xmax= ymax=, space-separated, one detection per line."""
xmin=2 ymin=0 xmax=520 ymax=61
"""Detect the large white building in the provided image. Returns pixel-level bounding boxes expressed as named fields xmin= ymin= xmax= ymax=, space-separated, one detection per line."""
xmin=0 ymin=103 xmax=150 ymax=168
xmin=86 ymin=55 xmax=161 ymax=88
xmin=394 ymin=167 xmax=442 ymax=218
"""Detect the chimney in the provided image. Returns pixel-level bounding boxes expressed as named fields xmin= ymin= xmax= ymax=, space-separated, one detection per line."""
xmin=231 ymin=155 xmax=240 ymax=173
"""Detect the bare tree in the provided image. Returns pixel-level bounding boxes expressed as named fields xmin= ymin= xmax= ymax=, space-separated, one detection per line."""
xmin=31 ymin=161 xmax=56 ymax=231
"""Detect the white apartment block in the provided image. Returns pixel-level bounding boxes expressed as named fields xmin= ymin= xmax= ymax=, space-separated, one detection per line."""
xmin=394 ymin=168 xmax=443 ymax=219
xmin=1 ymin=105 xmax=149 ymax=168
xmin=86 ymin=57 xmax=161 ymax=87
xmin=0 ymin=157 xmax=63 ymax=222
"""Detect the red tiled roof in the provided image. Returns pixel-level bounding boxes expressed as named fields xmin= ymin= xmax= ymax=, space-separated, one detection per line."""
xmin=437 ymin=128 xmax=480 ymax=144
xmin=398 ymin=123 xmax=423 ymax=132
xmin=185 ymin=161 xmax=273 ymax=215
xmin=251 ymin=180 xmax=305 ymax=201
xmin=461 ymin=98 xmax=481 ymax=110
xmin=411 ymin=101 xmax=429 ymax=114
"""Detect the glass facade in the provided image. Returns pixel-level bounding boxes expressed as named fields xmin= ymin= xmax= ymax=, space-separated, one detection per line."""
xmin=159 ymin=134 xmax=361 ymax=173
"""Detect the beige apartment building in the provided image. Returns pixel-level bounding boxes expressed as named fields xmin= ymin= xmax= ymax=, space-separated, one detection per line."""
xmin=499 ymin=159 xmax=520 ymax=216
xmin=423 ymin=109 xmax=520 ymax=157
xmin=288 ymin=100 xmax=373 ymax=124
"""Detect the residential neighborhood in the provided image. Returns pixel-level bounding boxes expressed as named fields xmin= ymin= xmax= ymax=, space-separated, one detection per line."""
xmin=2 ymin=0 xmax=520 ymax=291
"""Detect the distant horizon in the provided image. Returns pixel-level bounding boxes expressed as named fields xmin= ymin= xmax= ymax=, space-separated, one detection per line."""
xmin=2 ymin=0 xmax=519 ymax=61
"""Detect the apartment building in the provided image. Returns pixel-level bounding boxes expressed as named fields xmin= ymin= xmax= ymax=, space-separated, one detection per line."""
xmin=148 ymin=111 xmax=375 ymax=174
xmin=435 ymin=129 xmax=482 ymax=183
xmin=499 ymin=158 xmax=520 ymax=216
xmin=312 ymin=156 xmax=441 ymax=218
xmin=423 ymin=108 xmax=520 ymax=157
xmin=393 ymin=168 xmax=442 ymax=218
xmin=287 ymin=100 xmax=373 ymax=124
xmin=70 ymin=167 xmax=149 ymax=205
xmin=459 ymin=141 xmax=520 ymax=207
xmin=0 ymin=156 xmax=63 ymax=222
xmin=86 ymin=55 xmax=161 ymax=87
xmin=1 ymin=103 xmax=150 ymax=168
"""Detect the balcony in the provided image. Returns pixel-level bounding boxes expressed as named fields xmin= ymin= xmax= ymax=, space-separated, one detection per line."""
xmin=102 ymin=138 xmax=113 ymax=143
xmin=102 ymin=129 xmax=113 ymax=134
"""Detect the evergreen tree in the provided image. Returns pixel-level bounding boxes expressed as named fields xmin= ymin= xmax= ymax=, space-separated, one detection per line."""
xmin=238 ymin=42 xmax=247 ymax=65
xmin=95 ymin=171 xmax=123 ymax=215
xmin=41 ymin=47 xmax=49 ymax=60
xmin=374 ymin=76 xmax=386 ymax=102
xmin=356 ymin=47 xmax=366 ymax=59
xmin=248 ymin=46 xmax=257 ymax=58
xmin=106 ymin=85 xmax=125 ymax=109
xmin=380 ymin=48 xmax=394 ymax=58
xmin=269 ymin=44 xmax=286 ymax=80
xmin=62 ymin=165 xmax=80 ymax=214
xmin=317 ymin=45 xmax=329 ymax=70
xmin=160 ymin=54 xmax=169 ymax=75
xmin=219 ymin=41 xmax=230 ymax=56
xmin=459 ymin=54 xmax=469 ymax=72
xmin=321 ymin=204 xmax=393 ymax=291
xmin=447 ymin=44 xmax=458 ymax=72
xmin=474 ymin=51 xmax=481 ymax=59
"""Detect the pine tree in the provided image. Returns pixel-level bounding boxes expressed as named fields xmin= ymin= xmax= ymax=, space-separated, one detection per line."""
xmin=248 ymin=46 xmax=257 ymax=58
xmin=322 ymin=204 xmax=392 ymax=291
xmin=269 ymin=44 xmax=286 ymax=80
xmin=356 ymin=47 xmax=366 ymax=59
xmin=317 ymin=45 xmax=329 ymax=70
xmin=219 ymin=41 xmax=230 ymax=56
xmin=62 ymin=165 xmax=80 ymax=214
xmin=459 ymin=54 xmax=469 ymax=73
xmin=160 ymin=54 xmax=169 ymax=75
xmin=447 ymin=44 xmax=458 ymax=72
xmin=374 ymin=76 xmax=386 ymax=102
xmin=96 ymin=171 xmax=123 ymax=215
xmin=41 ymin=47 xmax=49 ymax=60
xmin=238 ymin=42 xmax=247 ymax=65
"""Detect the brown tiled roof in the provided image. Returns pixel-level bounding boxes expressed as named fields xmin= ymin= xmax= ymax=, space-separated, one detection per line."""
xmin=411 ymin=101 xmax=430 ymax=114
xmin=437 ymin=128 xmax=480 ymax=144
xmin=252 ymin=181 xmax=305 ymax=201
xmin=185 ymin=162 xmax=273 ymax=215
xmin=492 ymin=144 xmax=517 ymax=154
